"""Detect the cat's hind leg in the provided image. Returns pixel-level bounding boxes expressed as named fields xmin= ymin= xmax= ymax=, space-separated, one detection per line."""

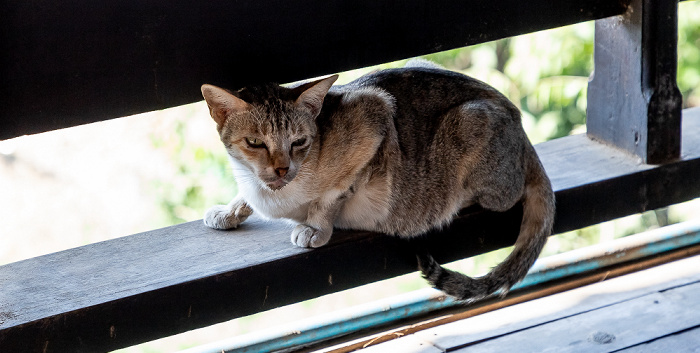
xmin=203 ymin=196 xmax=253 ymax=230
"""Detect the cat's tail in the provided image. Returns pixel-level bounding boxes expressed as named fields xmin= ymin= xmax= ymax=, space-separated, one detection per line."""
xmin=417 ymin=153 xmax=555 ymax=301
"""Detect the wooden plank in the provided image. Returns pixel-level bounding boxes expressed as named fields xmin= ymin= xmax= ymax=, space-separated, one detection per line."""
xmin=615 ymin=326 xmax=700 ymax=353
xmin=0 ymin=0 xmax=628 ymax=140
xmin=412 ymin=254 xmax=700 ymax=351
xmin=357 ymin=335 xmax=441 ymax=353
xmin=586 ymin=0 xmax=682 ymax=163
xmin=449 ymin=281 xmax=700 ymax=353
xmin=0 ymin=211 xmax=523 ymax=352
xmin=1 ymin=109 xmax=699 ymax=352
xmin=543 ymin=107 xmax=700 ymax=234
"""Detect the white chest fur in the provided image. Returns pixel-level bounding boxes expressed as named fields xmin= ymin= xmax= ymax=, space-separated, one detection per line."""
xmin=231 ymin=160 xmax=392 ymax=230
xmin=334 ymin=175 xmax=392 ymax=231
xmin=232 ymin=165 xmax=317 ymax=223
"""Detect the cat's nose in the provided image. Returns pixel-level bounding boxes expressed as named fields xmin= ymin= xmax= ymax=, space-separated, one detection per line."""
xmin=275 ymin=167 xmax=289 ymax=178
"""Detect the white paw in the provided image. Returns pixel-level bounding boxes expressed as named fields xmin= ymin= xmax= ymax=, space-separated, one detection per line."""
xmin=203 ymin=204 xmax=252 ymax=230
xmin=291 ymin=224 xmax=331 ymax=248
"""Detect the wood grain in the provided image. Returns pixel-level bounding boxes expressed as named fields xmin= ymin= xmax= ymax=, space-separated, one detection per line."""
xmin=415 ymin=254 xmax=700 ymax=351
xmin=358 ymin=335 xmax=441 ymax=353
xmin=615 ymin=326 xmax=700 ymax=353
xmin=586 ymin=0 xmax=682 ymax=163
xmin=450 ymin=281 xmax=700 ymax=353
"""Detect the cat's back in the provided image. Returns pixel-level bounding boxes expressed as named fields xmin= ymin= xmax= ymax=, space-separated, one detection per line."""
xmin=343 ymin=67 xmax=520 ymax=161
xmin=346 ymin=67 xmax=507 ymax=110
xmin=339 ymin=67 xmax=527 ymax=236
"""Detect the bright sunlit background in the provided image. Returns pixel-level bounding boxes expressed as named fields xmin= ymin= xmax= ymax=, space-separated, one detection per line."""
xmin=1 ymin=3 xmax=699 ymax=352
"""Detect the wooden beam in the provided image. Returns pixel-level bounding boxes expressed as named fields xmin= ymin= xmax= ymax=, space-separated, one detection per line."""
xmin=0 ymin=0 xmax=628 ymax=140
xmin=1 ymin=108 xmax=698 ymax=352
xmin=586 ymin=0 xmax=682 ymax=164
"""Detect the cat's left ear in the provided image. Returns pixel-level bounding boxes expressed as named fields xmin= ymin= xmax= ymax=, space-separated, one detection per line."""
xmin=201 ymin=84 xmax=250 ymax=129
xmin=295 ymin=74 xmax=339 ymax=117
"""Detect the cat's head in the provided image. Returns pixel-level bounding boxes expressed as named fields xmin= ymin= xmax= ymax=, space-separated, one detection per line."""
xmin=201 ymin=75 xmax=338 ymax=191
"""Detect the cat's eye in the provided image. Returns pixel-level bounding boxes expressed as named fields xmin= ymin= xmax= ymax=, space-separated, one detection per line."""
xmin=292 ymin=138 xmax=307 ymax=148
xmin=245 ymin=137 xmax=266 ymax=148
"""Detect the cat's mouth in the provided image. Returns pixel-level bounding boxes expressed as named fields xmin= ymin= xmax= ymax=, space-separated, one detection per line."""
xmin=267 ymin=179 xmax=289 ymax=191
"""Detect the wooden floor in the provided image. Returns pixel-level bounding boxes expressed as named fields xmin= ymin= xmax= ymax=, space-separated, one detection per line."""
xmin=343 ymin=254 xmax=700 ymax=353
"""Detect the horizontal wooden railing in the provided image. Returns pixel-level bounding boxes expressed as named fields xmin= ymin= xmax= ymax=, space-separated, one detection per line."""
xmin=1 ymin=0 xmax=627 ymax=140
xmin=1 ymin=0 xmax=698 ymax=352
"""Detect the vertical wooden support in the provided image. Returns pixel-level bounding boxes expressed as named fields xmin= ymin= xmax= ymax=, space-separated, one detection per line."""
xmin=587 ymin=0 xmax=682 ymax=164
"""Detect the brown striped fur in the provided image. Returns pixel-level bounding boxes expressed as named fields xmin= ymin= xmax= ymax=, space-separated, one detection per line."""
xmin=201 ymin=62 xmax=555 ymax=300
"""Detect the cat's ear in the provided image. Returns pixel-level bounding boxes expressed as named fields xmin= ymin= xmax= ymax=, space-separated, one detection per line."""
xmin=294 ymin=74 xmax=339 ymax=117
xmin=201 ymin=84 xmax=250 ymax=129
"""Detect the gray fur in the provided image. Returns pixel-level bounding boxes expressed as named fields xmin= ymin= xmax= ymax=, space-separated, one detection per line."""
xmin=201 ymin=62 xmax=555 ymax=301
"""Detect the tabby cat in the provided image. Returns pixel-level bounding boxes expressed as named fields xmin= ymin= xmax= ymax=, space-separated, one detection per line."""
xmin=200 ymin=61 xmax=555 ymax=301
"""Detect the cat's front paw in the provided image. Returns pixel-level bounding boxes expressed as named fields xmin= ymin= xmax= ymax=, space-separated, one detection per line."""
xmin=203 ymin=203 xmax=252 ymax=230
xmin=291 ymin=224 xmax=332 ymax=248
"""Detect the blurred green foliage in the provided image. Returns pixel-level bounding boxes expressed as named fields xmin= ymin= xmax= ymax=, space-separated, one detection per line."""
xmin=678 ymin=2 xmax=700 ymax=108
xmin=151 ymin=118 xmax=234 ymax=225
xmin=425 ymin=22 xmax=595 ymax=143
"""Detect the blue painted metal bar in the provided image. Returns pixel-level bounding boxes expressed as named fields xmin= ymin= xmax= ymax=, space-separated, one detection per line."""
xmin=517 ymin=220 xmax=700 ymax=289
xmin=179 ymin=220 xmax=700 ymax=353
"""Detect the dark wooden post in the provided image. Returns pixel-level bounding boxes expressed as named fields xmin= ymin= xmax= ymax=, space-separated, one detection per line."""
xmin=586 ymin=0 xmax=682 ymax=164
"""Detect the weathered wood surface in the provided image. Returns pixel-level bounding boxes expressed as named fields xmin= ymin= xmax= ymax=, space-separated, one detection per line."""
xmin=0 ymin=0 xmax=629 ymax=140
xmin=543 ymin=107 xmax=700 ymax=234
xmin=587 ymin=0 xmax=682 ymax=164
xmin=450 ymin=275 xmax=700 ymax=352
xmin=352 ymin=254 xmax=700 ymax=353
xmin=1 ymin=109 xmax=699 ymax=352
xmin=359 ymin=335 xmax=442 ymax=353
xmin=615 ymin=326 xmax=700 ymax=353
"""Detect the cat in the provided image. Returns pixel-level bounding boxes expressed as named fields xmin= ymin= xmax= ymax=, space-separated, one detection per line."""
xmin=200 ymin=60 xmax=555 ymax=301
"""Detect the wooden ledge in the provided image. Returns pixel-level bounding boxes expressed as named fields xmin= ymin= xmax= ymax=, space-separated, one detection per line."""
xmin=1 ymin=108 xmax=699 ymax=352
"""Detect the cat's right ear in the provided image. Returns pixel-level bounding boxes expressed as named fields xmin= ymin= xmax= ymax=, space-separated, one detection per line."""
xmin=201 ymin=84 xmax=250 ymax=129
xmin=295 ymin=74 xmax=339 ymax=118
